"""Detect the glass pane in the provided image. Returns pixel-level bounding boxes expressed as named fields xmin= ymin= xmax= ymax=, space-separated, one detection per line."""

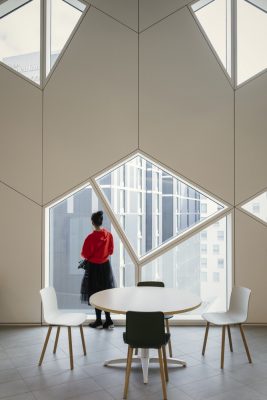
xmin=193 ymin=0 xmax=232 ymax=76
xmin=0 ymin=0 xmax=40 ymax=83
xmin=141 ymin=217 xmax=228 ymax=315
xmin=49 ymin=185 xmax=135 ymax=312
xmin=237 ymin=0 xmax=267 ymax=85
xmin=96 ymin=155 xmax=224 ymax=258
xmin=242 ymin=191 xmax=267 ymax=223
xmin=46 ymin=0 xmax=85 ymax=75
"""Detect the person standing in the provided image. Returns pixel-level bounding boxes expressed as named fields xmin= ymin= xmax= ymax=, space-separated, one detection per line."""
xmin=80 ymin=211 xmax=115 ymax=329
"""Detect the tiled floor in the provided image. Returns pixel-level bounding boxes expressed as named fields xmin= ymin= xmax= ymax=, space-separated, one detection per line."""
xmin=0 ymin=325 xmax=267 ymax=400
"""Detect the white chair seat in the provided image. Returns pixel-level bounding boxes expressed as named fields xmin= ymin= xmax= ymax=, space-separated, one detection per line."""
xmin=202 ymin=312 xmax=245 ymax=326
xmin=45 ymin=312 xmax=87 ymax=327
xmin=202 ymin=287 xmax=252 ymax=369
xmin=39 ymin=287 xmax=87 ymax=369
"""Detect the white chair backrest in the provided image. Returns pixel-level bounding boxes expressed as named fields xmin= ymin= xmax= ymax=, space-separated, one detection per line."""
xmin=40 ymin=287 xmax=59 ymax=322
xmin=229 ymin=286 xmax=251 ymax=321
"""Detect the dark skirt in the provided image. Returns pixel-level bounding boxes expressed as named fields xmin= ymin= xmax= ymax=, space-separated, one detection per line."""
xmin=80 ymin=260 xmax=116 ymax=304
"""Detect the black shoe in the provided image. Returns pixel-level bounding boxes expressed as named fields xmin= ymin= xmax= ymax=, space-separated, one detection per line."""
xmin=89 ymin=320 xmax=103 ymax=329
xmin=103 ymin=320 xmax=114 ymax=330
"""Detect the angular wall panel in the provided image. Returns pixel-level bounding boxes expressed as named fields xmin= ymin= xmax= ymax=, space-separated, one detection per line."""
xmin=43 ymin=7 xmax=138 ymax=204
xmin=139 ymin=7 xmax=234 ymax=205
xmin=235 ymin=209 xmax=267 ymax=323
xmin=90 ymin=0 xmax=138 ymax=31
xmin=139 ymin=0 xmax=190 ymax=32
xmin=0 ymin=183 xmax=41 ymax=323
xmin=235 ymin=71 xmax=267 ymax=205
xmin=0 ymin=65 xmax=42 ymax=204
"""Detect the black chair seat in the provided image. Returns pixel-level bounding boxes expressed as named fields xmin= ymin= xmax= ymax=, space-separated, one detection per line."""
xmin=123 ymin=332 xmax=170 ymax=349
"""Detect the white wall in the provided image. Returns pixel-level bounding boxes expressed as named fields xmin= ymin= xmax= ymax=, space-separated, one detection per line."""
xmin=0 ymin=1 xmax=267 ymax=323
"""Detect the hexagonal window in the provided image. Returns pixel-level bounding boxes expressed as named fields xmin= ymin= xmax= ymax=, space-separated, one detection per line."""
xmin=95 ymin=153 xmax=226 ymax=259
xmin=0 ymin=0 xmax=87 ymax=85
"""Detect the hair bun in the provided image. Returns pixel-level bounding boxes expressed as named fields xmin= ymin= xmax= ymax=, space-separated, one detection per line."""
xmin=97 ymin=211 xmax=103 ymax=216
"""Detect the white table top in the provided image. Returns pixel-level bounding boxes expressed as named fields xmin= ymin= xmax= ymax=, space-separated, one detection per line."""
xmin=90 ymin=287 xmax=201 ymax=315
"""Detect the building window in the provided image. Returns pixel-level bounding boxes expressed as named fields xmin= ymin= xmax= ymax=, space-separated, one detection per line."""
xmin=217 ymin=230 xmax=224 ymax=240
xmin=201 ymin=258 xmax=207 ymax=268
xmin=218 ymin=258 xmax=224 ymax=269
xmin=201 ymin=244 xmax=207 ymax=254
xmin=213 ymin=244 xmax=220 ymax=254
xmin=201 ymin=271 xmax=208 ymax=282
xmin=213 ymin=272 xmax=220 ymax=282
xmin=201 ymin=231 xmax=207 ymax=240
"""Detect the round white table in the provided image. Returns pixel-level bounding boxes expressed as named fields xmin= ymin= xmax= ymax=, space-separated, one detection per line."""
xmin=90 ymin=287 xmax=201 ymax=383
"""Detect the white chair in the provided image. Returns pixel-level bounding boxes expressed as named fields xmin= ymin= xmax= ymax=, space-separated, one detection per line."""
xmin=202 ymin=287 xmax=252 ymax=369
xmin=39 ymin=287 xmax=87 ymax=370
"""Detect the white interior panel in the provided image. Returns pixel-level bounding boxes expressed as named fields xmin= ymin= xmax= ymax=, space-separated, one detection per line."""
xmin=139 ymin=7 xmax=234 ymax=205
xmin=0 ymin=64 xmax=42 ymax=204
xmin=43 ymin=7 xmax=138 ymax=204
xmin=0 ymin=182 xmax=41 ymax=323
xmin=139 ymin=0 xmax=190 ymax=32
xmin=235 ymin=209 xmax=267 ymax=323
xmin=235 ymin=71 xmax=267 ymax=205
xmin=90 ymin=0 xmax=138 ymax=31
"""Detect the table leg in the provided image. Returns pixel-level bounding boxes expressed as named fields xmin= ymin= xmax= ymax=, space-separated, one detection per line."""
xmin=140 ymin=348 xmax=149 ymax=384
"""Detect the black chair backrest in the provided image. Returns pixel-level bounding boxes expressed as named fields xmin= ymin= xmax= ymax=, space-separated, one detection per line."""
xmin=137 ymin=281 xmax=164 ymax=287
xmin=125 ymin=311 xmax=165 ymax=349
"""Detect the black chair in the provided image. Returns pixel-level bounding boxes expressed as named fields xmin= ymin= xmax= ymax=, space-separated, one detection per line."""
xmin=137 ymin=281 xmax=173 ymax=357
xmin=123 ymin=311 xmax=170 ymax=400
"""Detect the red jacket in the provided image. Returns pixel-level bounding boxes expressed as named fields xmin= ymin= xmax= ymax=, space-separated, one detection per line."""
xmin=81 ymin=228 xmax=114 ymax=264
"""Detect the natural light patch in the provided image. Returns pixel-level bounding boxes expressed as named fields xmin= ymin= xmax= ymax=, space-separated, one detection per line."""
xmin=0 ymin=0 xmax=41 ymax=83
xmin=141 ymin=217 xmax=228 ymax=315
xmin=46 ymin=0 xmax=86 ymax=76
xmin=237 ymin=0 xmax=267 ymax=85
xmin=96 ymin=154 xmax=225 ymax=259
xmin=242 ymin=191 xmax=267 ymax=223
xmin=47 ymin=185 xmax=135 ymax=311
xmin=192 ymin=0 xmax=232 ymax=77
xmin=0 ymin=0 xmax=86 ymax=84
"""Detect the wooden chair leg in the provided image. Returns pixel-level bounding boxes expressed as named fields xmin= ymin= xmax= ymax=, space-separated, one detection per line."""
xmin=39 ymin=326 xmax=52 ymax=366
xmin=68 ymin=327 xmax=74 ymax=370
xmin=221 ymin=326 xmax=226 ymax=369
xmin=134 ymin=348 xmax=138 ymax=356
xmin=202 ymin=322 xmax=210 ymax=356
xmin=123 ymin=346 xmax=133 ymax=399
xmin=158 ymin=347 xmax=167 ymax=400
xmin=227 ymin=325 xmax=233 ymax=352
xmin=162 ymin=345 xmax=169 ymax=382
xmin=239 ymin=324 xmax=252 ymax=363
xmin=53 ymin=326 xmax=60 ymax=354
xmin=165 ymin=319 xmax=172 ymax=358
xmin=80 ymin=325 xmax=87 ymax=356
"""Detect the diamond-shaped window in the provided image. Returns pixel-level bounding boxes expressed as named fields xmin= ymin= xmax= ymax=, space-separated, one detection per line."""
xmin=242 ymin=191 xmax=267 ymax=223
xmin=0 ymin=0 xmax=86 ymax=85
xmin=95 ymin=154 xmax=226 ymax=259
xmin=191 ymin=0 xmax=267 ymax=86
